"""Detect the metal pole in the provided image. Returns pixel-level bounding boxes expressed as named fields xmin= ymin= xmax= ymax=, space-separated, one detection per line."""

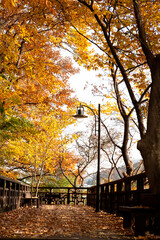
xmin=96 ymin=103 xmax=101 ymax=212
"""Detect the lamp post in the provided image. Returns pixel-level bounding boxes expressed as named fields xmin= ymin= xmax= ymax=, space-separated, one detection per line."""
xmin=73 ymin=103 xmax=101 ymax=212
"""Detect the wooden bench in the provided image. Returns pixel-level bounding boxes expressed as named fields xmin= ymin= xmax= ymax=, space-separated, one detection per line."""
xmin=23 ymin=192 xmax=39 ymax=208
xmin=119 ymin=206 xmax=158 ymax=236
xmin=44 ymin=193 xmax=66 ymax=205
xmin=72 ymin=193 xmax=86 ymax=205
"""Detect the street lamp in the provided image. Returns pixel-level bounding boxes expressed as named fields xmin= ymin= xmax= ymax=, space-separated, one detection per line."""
xmin=73 ymin=103 xmax=101 ymax=212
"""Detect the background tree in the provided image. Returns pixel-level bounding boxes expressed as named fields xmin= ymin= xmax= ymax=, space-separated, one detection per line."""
xmin=92 ymin=63 xmax=138 ymax=176
xmin=62 ymin=122 xmax=123 ymax=186
xmin=2 ymin=114 xmax=78 ymax=193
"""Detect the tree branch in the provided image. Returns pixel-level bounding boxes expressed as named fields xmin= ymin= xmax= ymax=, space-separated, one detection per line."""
xmin=133 ymin=0 xmax=155 ymax=67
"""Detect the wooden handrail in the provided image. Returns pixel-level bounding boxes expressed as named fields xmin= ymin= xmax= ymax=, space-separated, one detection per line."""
xmin=0 ymin=175 xmax=30 ymax=212
xmin=87 ymin=172 xmax=151 ymax=213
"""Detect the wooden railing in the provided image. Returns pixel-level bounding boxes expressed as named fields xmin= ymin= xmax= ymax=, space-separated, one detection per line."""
xmin=0 ymin=175 xmax=30 ymax=212
xmin=37 ymin=173 xmax=151 ymax=210
xmin=1 ymin=172 xmax=155 ymax=214
xmin=37 ymin=187 xmax=89 ymax=205
xmin=87 ymin=172 xmax=153 ymax=213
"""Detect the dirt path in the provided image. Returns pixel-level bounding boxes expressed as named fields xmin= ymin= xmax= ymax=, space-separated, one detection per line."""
xmin=0 ymin=205 xmax=157 ymax=239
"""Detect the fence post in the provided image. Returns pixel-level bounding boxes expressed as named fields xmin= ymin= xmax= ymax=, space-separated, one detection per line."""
xmin=110 ymin=184 xmax=115 ymax=213
xmin=137 ymin=176 xmax=144 ymax=205
xmin=116 ymin=182 xmax=123 ymax=215
xmin=8 ymin=181 xmax=11 ymax=211
xmin=12 ymin=182 xmax=16 ymax=209
xmin=67 ymin=188 xmax=70 ymax=204
xmin=125 ymin=180 xmax=131 ymax=206
xmin=2 ymin=179 xmax=6 ymax=211
xmin=17 ymin=184 xmax=20 ymax=208
xmin=104 ymin=185 xmax=109 ymax=212
xmin=87 ymin=188 xmax=90 ymax=206
xmin=100 ymin=186 xmax=104 ymax=210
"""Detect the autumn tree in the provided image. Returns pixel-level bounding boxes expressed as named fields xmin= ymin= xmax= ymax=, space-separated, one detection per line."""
xmin=59 ymin=120 xmax=123 ymax=186
xmin=2 ymin=0 xmax=160 ymax=195
xmin=14 ymin=0 xmax=144 ymax=178
xmin=41 ymin=0 xmax=160 ymax=194
xmin=0 ymin=0 xmax=82 ymax=181
xmin=75 ymin=0 xmax=160 ymax=194
xmin=0 ymin=0 xmax=79 ymax=115
xmin=72 ymin=125 xmax=98 ymax=187
xmin=3 ymin=114 xmax=78 ymax=194
xmin=57 ymin=149 xmax=80 ymax=187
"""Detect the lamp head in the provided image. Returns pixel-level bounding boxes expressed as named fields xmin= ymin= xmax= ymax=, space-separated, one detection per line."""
xmin=73 ymin=105 xmax=88 ymax=118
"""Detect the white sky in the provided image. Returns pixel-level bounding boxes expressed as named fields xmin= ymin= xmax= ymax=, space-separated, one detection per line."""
xmin=62 ymin=49 xmax=142 ymax=174
xmin=68 ymin=65 xmax=142 ymax=162
xmin=69 ymin=67 xmax=105 ymax=105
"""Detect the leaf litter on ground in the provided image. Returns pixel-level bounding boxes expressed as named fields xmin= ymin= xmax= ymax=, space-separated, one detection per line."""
xmin=0 ymin=205 xmax=159 ymax=239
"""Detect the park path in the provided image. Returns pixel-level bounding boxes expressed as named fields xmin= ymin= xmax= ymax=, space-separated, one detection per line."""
xmin=0 ymin=205 xmax=157 ymax=239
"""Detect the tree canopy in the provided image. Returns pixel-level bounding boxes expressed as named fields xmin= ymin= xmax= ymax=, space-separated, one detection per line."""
xmin=1 ymin=0 xmax=160 ymax=193
xmin=35 ymin=0 xmax=160 ymax=192
xmin=0 ymin=0 xmax=81 ymax=186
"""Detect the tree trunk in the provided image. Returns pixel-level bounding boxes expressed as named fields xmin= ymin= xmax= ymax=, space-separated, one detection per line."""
xmin=138 ymin=55 xmax=160 ymax=194
xmin=121 ymin=116 xmax=133 ymax=176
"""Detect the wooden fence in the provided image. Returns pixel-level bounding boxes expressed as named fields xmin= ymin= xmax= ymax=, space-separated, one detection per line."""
xmin=0 ymin=175 xmax=30 ymax=212
xmin=1 ymin=172 xmax=158 ymax=213
xmin=87 ymin=172 xmax=159 ymax=213
xmin=37 ymin=173 xmax=153 ymax=211
xmin=37 ymin=186 xmax=89 ymax=205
